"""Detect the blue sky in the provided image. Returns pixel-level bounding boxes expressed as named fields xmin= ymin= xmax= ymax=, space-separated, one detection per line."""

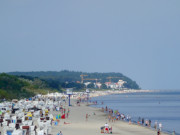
xmin=0 ymin=0 xmax=180 ymax=89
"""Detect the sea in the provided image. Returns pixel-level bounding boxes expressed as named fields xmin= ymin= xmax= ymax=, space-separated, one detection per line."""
xmin=91 ymin=90 xmax=180 ymax=135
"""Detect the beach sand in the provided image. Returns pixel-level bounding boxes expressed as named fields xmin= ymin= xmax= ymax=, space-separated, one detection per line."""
xmin=50 ymin=100 xmax=168 ymax=135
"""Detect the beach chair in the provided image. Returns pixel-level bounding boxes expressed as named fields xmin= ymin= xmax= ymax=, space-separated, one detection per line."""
xmin=47 ymin=126 xmax=52 ymax=133
xmin=30 ymin=126 xmax=35 ymax=131
xmin=30 ymin=131 xmax=35 ymax=135
xmin=12 ymin=130 xmax=23 ymax=135
xmin=3 ymin=121 xmax=8 ymax=126
xmin=9 ymin=123 xmax=15 ymax=128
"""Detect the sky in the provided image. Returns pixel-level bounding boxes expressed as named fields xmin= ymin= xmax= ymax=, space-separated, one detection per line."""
xmin=0 ymin=0 xmax=180 ymax=89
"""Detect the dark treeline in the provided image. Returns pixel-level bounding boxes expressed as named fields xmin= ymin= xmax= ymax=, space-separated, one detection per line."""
xmin=0 ymin=73 xmax=58 ymax=101
xmin=8 ymin=70 xmax=140 ymax=89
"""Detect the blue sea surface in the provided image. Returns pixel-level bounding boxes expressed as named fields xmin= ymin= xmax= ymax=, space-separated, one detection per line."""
xmin=91 ymin=90 xmax=180 ymax=134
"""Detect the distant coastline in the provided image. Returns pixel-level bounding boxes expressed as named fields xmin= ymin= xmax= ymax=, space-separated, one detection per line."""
xmin=88 ymin=89 xmax=153 ymax=98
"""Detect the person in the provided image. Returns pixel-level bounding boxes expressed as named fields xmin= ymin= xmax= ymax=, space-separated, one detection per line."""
xmin=126 ymin=115 xmax=129 ymax=121
xmin=157 ymin=129 xmax=160 ymax=135
xmin=172 ymin=130 xmax=175 ymax=135
xmin=145 ymin=119 xmax=148 ymax=126
xmin=59 ymin=131 xmax=63 ymax=135
xmin=154 ymin=121 xmax=158 ymax=130
xmin=109 ymin=126 xmax=112 ymax=134
xmin=104 ymin=123 xmax=109 ymax=133
xmin=102 ymin=107 xmax=104 ymax=112
xmin=159 ymin=122 xmax=162 ymax=131
xmin=108 ymin=115 xmax=111 ymax=122
xmin=86 ymin=113 xmax=88 ymax=121
xmin=138 ymin=117 xmax=141 ymax=125
xmin=149 ymin=120 xmax=151 ymax=127
xmin=105 ymin=106 xmax=108 ymax=112
xmin=129 ymin=115 xmax=131 ymax=124
xmin=34 ymin=125 xmax=37 ymax=134
xmin=142 ymin=118 xmax=144 ymax=125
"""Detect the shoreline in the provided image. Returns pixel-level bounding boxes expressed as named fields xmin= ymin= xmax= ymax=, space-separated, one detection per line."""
xmin=89 ymin=102 xmax=170 ymax=135
xmin=87 ymin=90 xmax=174 ymax=135
xmin=72 ymin=89 xmax=154 ymax=99
xmin=50 ymin=98 xmax=169 ymax=135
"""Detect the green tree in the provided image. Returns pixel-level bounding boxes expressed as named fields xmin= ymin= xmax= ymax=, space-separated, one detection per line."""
xmin=87 ymin=83 xmax=95 ymax=88
xmin=101 ymin=83 xmax=107 ymax=89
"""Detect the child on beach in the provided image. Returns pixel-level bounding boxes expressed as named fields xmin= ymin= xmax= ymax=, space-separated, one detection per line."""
xmin=157 ymin=129 xmax=161 ymax=135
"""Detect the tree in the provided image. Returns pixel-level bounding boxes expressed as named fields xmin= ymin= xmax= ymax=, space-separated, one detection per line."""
xmin=87 ymin=83 xmax=95 ymax=88
xmin=101 ymin=83 xmax=107 ymax=89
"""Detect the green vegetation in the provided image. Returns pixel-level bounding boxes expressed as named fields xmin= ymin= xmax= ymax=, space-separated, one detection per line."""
xmin=0 ymin=71 xmax=140 ymax=100
xmin=8 ymin=70 xmax=140 ymax=89
xmin=0 ymin=73 xmax=58 ymax=101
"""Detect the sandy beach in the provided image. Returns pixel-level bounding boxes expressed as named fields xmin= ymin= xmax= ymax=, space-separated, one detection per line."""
xmin=50 ymin=99 xmax=169 ymax=135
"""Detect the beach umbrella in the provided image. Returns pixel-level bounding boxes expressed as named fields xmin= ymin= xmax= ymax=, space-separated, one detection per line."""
xmin=53 ymin=117 xmax=56 ymax=121
xmin=61 ymin=114 xmax=65 ymax=119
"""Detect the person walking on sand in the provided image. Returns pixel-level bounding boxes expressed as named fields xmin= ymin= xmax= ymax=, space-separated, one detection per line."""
xmin=159 ymin=122 xmax=162 ymax=131
xmin=86 ymin=113 xmax=88 ymax=121
xmin=109 ymin=115 xmax=112 ymax=122
xmin=154 ymin=121 xmax=158 ymax=130
xmin=105 ymin=106 xmax=108 ymax=112
xmin=142 ymin=118 xmax=144 ymax=125
xmin=149 ymin=119 xmax=151 ymax=127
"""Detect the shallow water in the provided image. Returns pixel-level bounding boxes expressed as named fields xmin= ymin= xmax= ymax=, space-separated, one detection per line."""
xmin=91 ymin=90 xmax=180 ymax=134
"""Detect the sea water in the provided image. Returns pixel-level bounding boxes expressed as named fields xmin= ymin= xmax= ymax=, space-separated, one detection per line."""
xmin=91 ymin=90 xmax=180 ymax=134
